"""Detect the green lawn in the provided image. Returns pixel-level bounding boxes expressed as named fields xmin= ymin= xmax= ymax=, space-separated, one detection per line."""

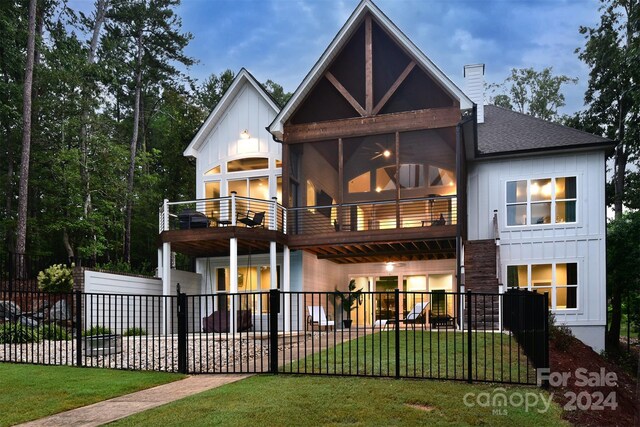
xmin=0 ymin=363 xmax=185 ymax=426
xmin=284 ymin=331 xmax=536 ymax=384
xmin=111 ymin=375 xmax=567 ymax=426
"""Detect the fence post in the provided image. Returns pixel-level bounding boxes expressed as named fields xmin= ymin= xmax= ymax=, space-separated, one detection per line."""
xmin=394 ymin=288 xmax=400 ymax=379
xmin=542 ymin=292 xmax=550 ymax=388
xmin=177 ymin=284 xmax=188 ymax=374
xmin=269 ymin=289 xmax=280 ymax=374
xmin=75 ymin=290 xmax=83 ymax=367
xmin=467 ymin=290 xmax=473 ymax=384
xmin=8 ymin=253 xmax=13 ymax=297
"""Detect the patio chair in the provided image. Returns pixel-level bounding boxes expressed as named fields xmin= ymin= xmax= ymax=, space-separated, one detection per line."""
xmin=382 ymin=301 xmax=429 ymax=330
xmin=202 ymin=310 xmax=253 ymax=333
xmin=429 ymin=290 xmax=455 ymax=328
xmin=237 ymin=210 xmax=265 ymax=228
xmin=307 ymin=306 xmax=335 ymax=330
xmin=403 ymin=301 xmax=429 ymax=324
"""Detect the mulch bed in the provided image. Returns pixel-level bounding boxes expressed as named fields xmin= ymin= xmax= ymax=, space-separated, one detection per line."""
xmin=549 ymin=335 xmax=638 ymax=426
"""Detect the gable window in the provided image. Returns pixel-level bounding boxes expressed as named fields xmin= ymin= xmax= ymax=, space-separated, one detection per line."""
xmin=205 ymin=165 xmax=221 ymax=175
xmin=227 ymin=157 xmax=269 ymax=172
xmin=506 ymin=177 xmax=576 ymax=226
xmin=507 ymin=262 xmax=578 ymax=310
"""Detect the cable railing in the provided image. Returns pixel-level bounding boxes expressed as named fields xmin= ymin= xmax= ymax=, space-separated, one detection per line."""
xmin=159 ymin=195 xmax=456 ymax=237
xmin=288 ymin=195 xmax=457 ymax=235
xmin=159 ymin=193 xmax=286 ymax=234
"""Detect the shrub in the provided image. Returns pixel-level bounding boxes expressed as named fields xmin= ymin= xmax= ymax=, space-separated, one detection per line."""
xmin=123 ymin=327 xmax=146 ymax=337
xmin=0 ymin=322 xmax=40 ymax=344
xmin=39 ymin=323 xmax=70 ymax=341
xmin=548 ymin=313 xmax=574 ymax=351
xmin=37 ymin=264 xmax=74 ymax=293
xmin=84 ymin=326 xmax=113 ymax=336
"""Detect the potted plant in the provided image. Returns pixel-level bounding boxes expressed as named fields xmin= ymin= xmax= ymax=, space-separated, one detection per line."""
xmin=335 ymin=279 xmax=363 ymax=329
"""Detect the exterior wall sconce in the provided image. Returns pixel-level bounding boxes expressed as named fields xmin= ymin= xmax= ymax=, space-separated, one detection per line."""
xmin=240 ymin=130 xmax=250 ymax=139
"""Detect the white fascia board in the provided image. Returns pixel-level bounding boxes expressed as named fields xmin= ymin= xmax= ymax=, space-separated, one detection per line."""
xmin=184 ymin=69 xmax=280 ymax=157
xmin=269 ymin=0 xmax=472 ymax=138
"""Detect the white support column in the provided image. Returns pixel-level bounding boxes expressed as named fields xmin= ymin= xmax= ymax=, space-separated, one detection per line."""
xmin=157 ymin=248 xmax=162 ymax=278
xmin=283 ymin=245 xmax=291 ymax=332
xmin=163 ymin=199 xmax=169 ymax=231
xmin=162 ymin=242 xmax=171 ymax=335
xmin=231 ymin=191 xmax=237 ymax=226
xmin=270 ymin=197 xmax=278 ymax=231
xmin=270 ymin=240 xmax=279 ymax=333
xmin=230 ymin=237 xmax=238 ymax=334
xmin=270 ymin=242 xmax=277 ymax=289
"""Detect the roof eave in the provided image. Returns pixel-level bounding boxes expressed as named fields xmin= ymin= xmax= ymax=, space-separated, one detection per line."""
xmin=473 ymin=140 xmax=618 ymax=160
xmin=184 ymin=69 xmax=280 ymax=157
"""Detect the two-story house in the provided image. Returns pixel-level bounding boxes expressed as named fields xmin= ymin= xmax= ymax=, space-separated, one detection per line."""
xmin=158 ymin=0 xmax=613 ymax=351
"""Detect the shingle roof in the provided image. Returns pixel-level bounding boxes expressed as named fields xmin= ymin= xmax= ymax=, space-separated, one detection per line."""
xmin=476 ymin=105 xmax=614 ymax=156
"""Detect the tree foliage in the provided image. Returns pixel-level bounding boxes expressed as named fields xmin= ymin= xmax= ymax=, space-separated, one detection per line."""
xmin=577 ymin=0 xmax=640 ymax=348
xmin=488 ymin=67 xmax=577 ymax=121
xmin=577 ymin=0 xmax=640 ymax=218
xmin=0 ymin=0 xmax=290 ymax=271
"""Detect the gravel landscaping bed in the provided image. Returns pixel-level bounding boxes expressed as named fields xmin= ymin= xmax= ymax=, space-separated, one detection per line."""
xmin=0 ymin=334 xmax=301 ymax=373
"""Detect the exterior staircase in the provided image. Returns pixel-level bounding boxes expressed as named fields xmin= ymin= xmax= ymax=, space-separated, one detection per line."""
xmin=464 ymin=239 xmax=500 ymax=329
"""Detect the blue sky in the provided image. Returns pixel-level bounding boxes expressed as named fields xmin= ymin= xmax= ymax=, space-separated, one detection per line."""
xmin=72 ymin=0 xmax=603 ymax=115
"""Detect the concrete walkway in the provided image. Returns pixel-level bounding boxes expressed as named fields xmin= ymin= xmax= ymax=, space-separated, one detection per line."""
xmin=18 ymin=374 xmax=251 ymax=427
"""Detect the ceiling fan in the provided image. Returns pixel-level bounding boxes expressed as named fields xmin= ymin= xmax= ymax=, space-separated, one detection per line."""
xmin=364 ymin=142 xmax=393 ymax=160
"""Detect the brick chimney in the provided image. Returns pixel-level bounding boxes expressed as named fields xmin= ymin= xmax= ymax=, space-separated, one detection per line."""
xmin=464 ymin=64 xmax=485 ymax=124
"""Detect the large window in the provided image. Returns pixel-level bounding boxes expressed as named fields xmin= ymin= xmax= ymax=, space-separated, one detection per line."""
xmin=506 ymin=177 xmax=576 ymax=226
xmin=507 ymin=262 xmax=578 ymax=309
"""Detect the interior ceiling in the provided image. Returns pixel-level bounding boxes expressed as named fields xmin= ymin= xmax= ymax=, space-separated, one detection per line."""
xmin=305 ymin=239 xmax=456 ymax=264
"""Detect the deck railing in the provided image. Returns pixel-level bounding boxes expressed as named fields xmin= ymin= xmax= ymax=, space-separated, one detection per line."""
xmin=159 ymin=193 xmax=286 ymax=233
xmin=288 ymin=195 xmax=457 ymax=235
xmin=159 ymin=195 xmax=456 ymax=236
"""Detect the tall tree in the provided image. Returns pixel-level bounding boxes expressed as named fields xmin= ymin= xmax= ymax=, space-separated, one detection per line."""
xmin=196 ymin=69 xmax=235 ymax=111
xmin=488 ymin=67 xmax=577 ymax=122
xmin=15 ymin=0 xmax=37 ymax=255
xmin=577 ymin=0 xmax=640 ymax=348
xmin=105 ymin=0 xmax=193 ymax=263
xmin=78 ymin=0 xmax=108 ymax=260
xmin=0 ymin=1 xmax=28 ymax=255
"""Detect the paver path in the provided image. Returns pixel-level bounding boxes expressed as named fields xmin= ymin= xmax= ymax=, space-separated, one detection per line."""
xmin=17 ymin=374 xmax=251 ymax=427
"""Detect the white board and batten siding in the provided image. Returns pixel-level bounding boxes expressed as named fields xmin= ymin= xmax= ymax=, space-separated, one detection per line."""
xmin=84 ymin=269 xmax=202 ymax=334
xmin=467 ymin=151 xmax=607 ymax=351
xmin=194 ymin=78 xmax=281 ymax=200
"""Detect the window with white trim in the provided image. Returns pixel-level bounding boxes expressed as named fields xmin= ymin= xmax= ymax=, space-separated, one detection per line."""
xmin=506 ymin=262 xmax=578 ymax=309
xmin=506 ymin=177 xmax=576 ymax=226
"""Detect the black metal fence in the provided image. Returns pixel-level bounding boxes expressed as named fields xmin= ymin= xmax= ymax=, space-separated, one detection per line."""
xmin=1 ymin=288 xmax=548 ymax=385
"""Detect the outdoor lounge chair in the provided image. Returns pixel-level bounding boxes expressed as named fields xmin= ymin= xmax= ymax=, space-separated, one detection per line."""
xmin=382 ymin=301 xmax=429 ymax=329
xmin=307 ymin=306 xmax=334 ymax=330
xmin=237 ymin=210 xmax=265 ymax=228
xmin=202 ymin=310 xmax=253 ymax=333
xmin=403 ymin=301 xmax=429 ymax=324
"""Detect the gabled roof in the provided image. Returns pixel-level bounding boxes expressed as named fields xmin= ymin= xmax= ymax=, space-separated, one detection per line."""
xmin=184 ymin=68 xmax=280 ymax=157
xmin=476 ymin=105 xmax=615 ymax=157
xmin=268 ymin=0 xmax=473 ymax=140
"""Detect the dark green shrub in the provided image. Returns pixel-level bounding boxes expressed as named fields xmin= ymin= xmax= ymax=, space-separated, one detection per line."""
xmin=84 ymin=326 xmax=113 ymax=336
xmin=0 ymin=322 xmax=40 ymax=344
xmin=39 ymin=323 xmax=70 ymax=340
xmin=37 ymin=264 xmax=74 ymax=293
xmin=549 ymin=313 xmax=574 ymax=351
xmin=122 ymin=327 xmax=146 ymax=337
